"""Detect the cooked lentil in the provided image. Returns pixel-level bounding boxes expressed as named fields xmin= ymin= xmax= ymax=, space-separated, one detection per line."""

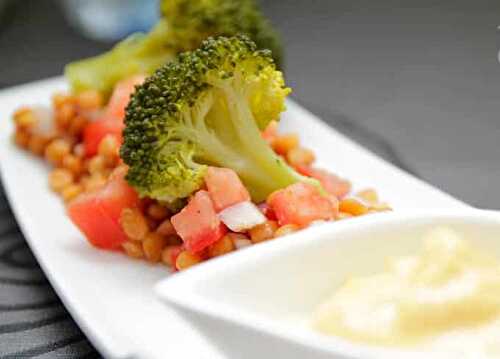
xmin=249 ymin=220 xmax=279 ymax=243
xmin=272 ymin=133 xmax=299 ymax=155
xmin=122 ymin=241 xmax=145 ymax=259
xmin=286 ymin=147 xmax=315 ymax=167
xmin=274 ymin=224 xmax=299 ymax=238
xmin=120 ymin=208 xmax=149 ymax=241
xmin=143 ymin=232 xmax=169 ymax=262
xmin=208 ymin=235 xmax=235 ymax=258
xmin=176 ymin=251 xmax=203 ymax=270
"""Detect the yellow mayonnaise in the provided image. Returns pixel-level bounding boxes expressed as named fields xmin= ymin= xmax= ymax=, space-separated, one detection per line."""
xmin=313 ymin=227 xmax=500 ymax=354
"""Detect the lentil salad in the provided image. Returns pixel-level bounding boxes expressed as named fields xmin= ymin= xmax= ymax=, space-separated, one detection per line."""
xmin=11 ymin=76 xmax=390 ymax=271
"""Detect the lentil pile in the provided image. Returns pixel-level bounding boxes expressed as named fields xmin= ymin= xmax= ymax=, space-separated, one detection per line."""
xmin=12 ymin=90 xmax=390 ymax=272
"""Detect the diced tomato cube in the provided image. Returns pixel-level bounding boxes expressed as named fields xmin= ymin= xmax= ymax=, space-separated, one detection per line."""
xmin=257 ymin=202 xmax=277 ymax=220
xmin=204 ymin=167 xmax=251 ymax=212
xmin=83 ymin=75 xmax=145 ymax=157
xmin=67 ymin=166 xmax=140 ymax=249
xmin=267 ymin=182 xmax=337 ymax=227
xmin=105 ymin=75 xmax=146 ymax=120
xmin=297 ymin=166 xmax=351 ymax=199
xmin=83 ymin=117 xmax=123 ymax=157
xmin=171 ymin=190 xmax=227 ymax=253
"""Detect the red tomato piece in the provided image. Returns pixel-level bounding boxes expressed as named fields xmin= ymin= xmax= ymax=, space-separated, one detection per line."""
xmin=257 ymin=202 xmax=277 ymax=220
xmin=267 ymin=182 xmax=337 ymax=227
xmin=67 ymin=167 xmax=140 ymax=249
xmin=83 ymin=117 xmax=123 ymax=157
xmin=297 ymin=166 xmax=351 ymax=199
xmin=83 ymin=75 xmax=145 ymax=157
xmin=204 ymin=167 xmax=251 ymax=212
xmin=171 ymin=190 xmax=227 ymax=253
xmin=105 ymin=75 xmax=146 ymax=120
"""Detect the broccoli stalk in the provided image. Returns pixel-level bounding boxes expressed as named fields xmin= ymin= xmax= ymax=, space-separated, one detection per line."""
xmin=121 ymin=36 xmax=312 ymax=203
xmin=65 ymin=20 xmax=173 ymax=98
xmin=180 ymin=76 xmax=301 ymax=201
xmin=65 ymin=0 xmax=283 ymax=98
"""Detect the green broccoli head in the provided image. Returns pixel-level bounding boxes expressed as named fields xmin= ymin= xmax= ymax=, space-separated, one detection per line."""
xmin=121 ymin=35 xmax=305 ymax=203
xmin=161 ymin=0 xmax=283 ymax=68
xmin=65 ymin=0 xmax=283 ymax=98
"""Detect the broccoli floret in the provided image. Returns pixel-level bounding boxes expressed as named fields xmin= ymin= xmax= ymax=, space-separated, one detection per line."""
xmin=162 ymin=0 xmax=283 ymax=68
xmin=121 ymin=36 xmax=307 ymax=203
xmin=65 ymin=0 xmax=283 ymax=98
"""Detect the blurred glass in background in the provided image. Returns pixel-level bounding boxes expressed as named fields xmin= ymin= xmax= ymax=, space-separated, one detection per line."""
xmin=58 ymin=0 xmax=160 ymax=41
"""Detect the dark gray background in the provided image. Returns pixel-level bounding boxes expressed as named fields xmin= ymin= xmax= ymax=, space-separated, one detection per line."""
xmin=1 ymin=0 xmax=499 ymax=207
xmin=0 ymin=0 xmax=499 ymax=357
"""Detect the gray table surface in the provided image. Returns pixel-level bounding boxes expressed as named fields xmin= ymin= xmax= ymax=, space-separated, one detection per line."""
xmin=0 ymin=0 xmax=499 ymax=357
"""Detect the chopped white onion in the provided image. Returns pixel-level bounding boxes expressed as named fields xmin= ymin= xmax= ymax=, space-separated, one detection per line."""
xmin=218 ymin=201 xmax=266 ymax=232
xmin=32 ymin=106 xmax=56 ymax=136
xmin=233 ymin=238 xmax=252 ymax=250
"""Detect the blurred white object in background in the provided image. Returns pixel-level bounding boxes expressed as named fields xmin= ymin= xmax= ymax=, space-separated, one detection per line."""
xmin=58 ymin=0 xmax=160 ymax=41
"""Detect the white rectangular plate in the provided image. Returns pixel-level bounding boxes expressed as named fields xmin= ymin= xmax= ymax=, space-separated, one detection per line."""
xmin=0 ymin=77 xmax=466 ymax=359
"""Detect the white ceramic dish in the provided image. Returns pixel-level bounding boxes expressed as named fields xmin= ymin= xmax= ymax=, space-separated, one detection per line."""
xmin=0 ymin=77 xmax=466 ymax=359
xmin=156 ymin=210 xmax=500 ymax=359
